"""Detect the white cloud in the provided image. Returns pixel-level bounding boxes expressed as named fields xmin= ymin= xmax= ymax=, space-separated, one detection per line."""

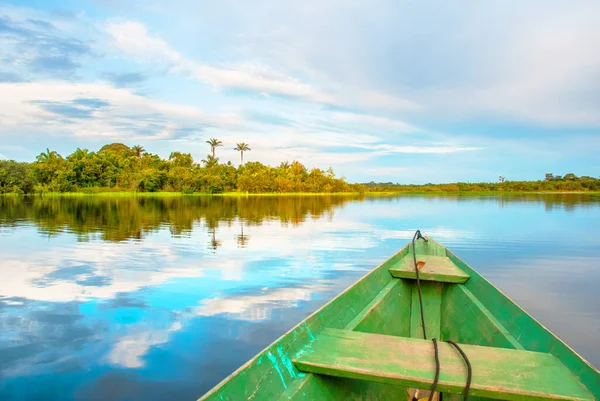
xmin=104 ymin=19 xmax=181 ymax=62
xmin=0 ymin=81 xmax=241 ymax=139
xmin=326 ymin=112 xmax=416 ymax=133
xmin=373 ymin=144 xmax=484 ymax=154
xmin=102 ymin=20 xmax=419 ymax=112
xmin=0 ymin=153 xmax=6 ymax=160
xmin=161 ymin=0 xmax=600 ymax=128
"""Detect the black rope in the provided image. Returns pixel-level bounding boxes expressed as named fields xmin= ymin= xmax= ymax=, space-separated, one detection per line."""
xmin=412 ymin=229 xmax=428 ymax=340
xmin=428 ymin=338 xmax=440 ymax=401
xmin=411 ymin=230 xmax=471 ymax=400
xmin=446 ymin=340 xmax=472 ymax=401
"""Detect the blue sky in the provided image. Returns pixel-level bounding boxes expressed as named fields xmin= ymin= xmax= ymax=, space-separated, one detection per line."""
xmin=0 ymin=0 xmax=599 ymax=183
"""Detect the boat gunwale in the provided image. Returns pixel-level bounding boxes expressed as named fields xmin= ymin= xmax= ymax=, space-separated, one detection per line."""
xmin=199 ymin=237 xmax=599 ymax=400
xmin=198 ymin=243 xmax=410 ymax=400
xmin=442 ymin=241 xmax=600 ymax=374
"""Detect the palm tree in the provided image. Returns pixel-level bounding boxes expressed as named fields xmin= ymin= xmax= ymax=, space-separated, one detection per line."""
xmin=67 ymin=148 xmax=89 ymax=161
xmin=206 ymin=138 xmax=223 ymax=157
xmin=36 ymin=148 xmax=60 ymax=163
xmin=132 ymin=145 xmax=145 ymax=157
xmin=234 ymin=142 xmax=251 ymax=164
xmin=201 ymin=154 xmax=219 ymax=168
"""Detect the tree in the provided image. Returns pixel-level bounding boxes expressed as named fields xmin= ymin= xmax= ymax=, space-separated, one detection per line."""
xmin=545 ymin=173 xmax=554 ymax=181
xmin=132 ymin=145 xmax=145 ymax=157
xmin=169 ymin=152 xmax=194 ymax=168
xmin=233 ymin=142 xmax=251 ymax=164
xmin=206 ymin=138 xmax=223 ymax=157
xmin=201 ymin=154 xmax=219 ymax=168
xmin=0 ymin=161 xmax=35 ymax=193
xmin=498 ymin=176 xmax=506 ymax=183
xmin=36 ymin=148 xmax=61 ymax=163
xmin=564 ymin=173 xmax=578 ymax=181
xmin=99 ymin=143 xmax=131 ymax=155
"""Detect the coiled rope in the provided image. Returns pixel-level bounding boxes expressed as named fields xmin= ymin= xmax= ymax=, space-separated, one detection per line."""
xmin=411 ymin=230 xmax=472 ymax=401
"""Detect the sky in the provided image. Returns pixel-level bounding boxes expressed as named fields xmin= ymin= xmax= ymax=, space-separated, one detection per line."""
xmin=0 ymin=0 xmax=599 ymax=183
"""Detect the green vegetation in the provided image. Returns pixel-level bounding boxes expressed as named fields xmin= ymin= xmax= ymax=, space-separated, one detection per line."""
xmin=1 ymin=142 xmax=598 ymax=195
xmin=0 ymin=195 xmax=354 ymax=243
xmin=0 ymin=142 xmax=360 ymax=194
xmin=363 ymin=173 xmax=600 ymax=193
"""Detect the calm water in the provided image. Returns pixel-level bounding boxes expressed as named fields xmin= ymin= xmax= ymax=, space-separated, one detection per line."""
xmin=0 ymin=194 xmax=599 ymax=400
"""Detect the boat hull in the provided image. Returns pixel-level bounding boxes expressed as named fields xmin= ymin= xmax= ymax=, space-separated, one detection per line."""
xmin=199 ymin=238 xmax=599 ymax=400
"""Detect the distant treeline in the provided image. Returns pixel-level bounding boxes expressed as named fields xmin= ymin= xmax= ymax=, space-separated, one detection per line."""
xmin=1 ymin=143 xmax=598 ymax=194
xmin=363 ymin=173 xmax=600 ymax=192
xmin=0 ymin=143 xmax=361 ymax=194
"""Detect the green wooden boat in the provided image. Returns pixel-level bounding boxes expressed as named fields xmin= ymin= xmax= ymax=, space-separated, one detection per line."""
xmin=200 ymin=234 xmax=599 ymax=401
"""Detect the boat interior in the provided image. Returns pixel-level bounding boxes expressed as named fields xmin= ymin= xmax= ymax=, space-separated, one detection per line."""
xmin=200 ymin=237 xmax=598 ymax=401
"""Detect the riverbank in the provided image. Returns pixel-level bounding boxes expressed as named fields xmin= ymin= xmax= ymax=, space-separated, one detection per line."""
xmin=2 ymin=190 xmax=599 ymax=197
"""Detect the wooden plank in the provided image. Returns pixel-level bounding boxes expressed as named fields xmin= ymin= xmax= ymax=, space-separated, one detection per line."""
xmin=410 ymin=281 xmax=442 ymax=340
xmin=352 ymin=279 xmax=412 ymax=336
xmin=199 ymin=247 xmax=410 ymax=401
xmin=442 ymin=244 xmax=600 ymax=397
xmin=277 ymin=374 xmax=409 ymax=401
xmin=293 ymin=329 xmax=594 ymax=401
xmin=389 ymin=255 xmax=470 ymax=283
xmin=277 ymin=279 xmax=412 ymax=400
xmin=442 ymin=284 xmax=523 ymax=349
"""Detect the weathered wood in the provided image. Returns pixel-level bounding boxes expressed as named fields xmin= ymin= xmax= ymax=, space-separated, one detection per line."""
xmin=293 ymin=329 xmax=595 ymax=401
xmin=277 ymin=373 xmax=409 ymax=401
xmin=443 ymin=243 xmax=600 ymax=397
xmin=277 ymin=278 xmax=413 ymax=400
xmin=389 ymin=255 xmax=470 ymax=283
xmin=199 ymin=247 xmax=410 ymax=401
xmin=442 ymin=284 xmax=523 ymax=349
xmin=199 ymin=238 xmax=599 ymax=401
xmin=410 ymin=281 xmax=442 ymax=340
xmin=352 ymin=278 xmax=412 ymax=336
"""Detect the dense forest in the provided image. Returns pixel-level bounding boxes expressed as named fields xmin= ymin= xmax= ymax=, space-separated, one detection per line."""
xmin=0 ymin=142 xmax=598 ymax=194
xmin=364 ymin=173 xmax=600 ymax=193
xmin=0 ymin=142 xmax=361 ymax=194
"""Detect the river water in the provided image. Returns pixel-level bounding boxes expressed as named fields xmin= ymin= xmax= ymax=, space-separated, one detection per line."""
xmin=0 ymin=194 xmax=598 ymax=400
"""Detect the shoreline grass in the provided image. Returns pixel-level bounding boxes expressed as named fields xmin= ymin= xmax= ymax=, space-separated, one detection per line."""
xmin=2 ymin=190 xmax=599 ymax=197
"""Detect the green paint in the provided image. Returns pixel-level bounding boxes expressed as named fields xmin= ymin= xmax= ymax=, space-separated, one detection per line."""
xmin=389 ymin=255 xmax=470 ymax=283
xmin=267 ymin=351 xmax=287 ymax=389
xmin=305 ymin=327 xmax=315 ymax=342
xmin=294 ymin=329 xmax=595 ymax=401
xmin=351 ymin=279 xmax=411 ymax=336
xmin=277 ymin=346 xmax=297 ymax=379
xmin=199 ymin=239 xmax=599 ymax=401
xmin=442 ymin=284 xmax=523 ymax=349
xmin=410 ymin=281 xmax=442 ymax=340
